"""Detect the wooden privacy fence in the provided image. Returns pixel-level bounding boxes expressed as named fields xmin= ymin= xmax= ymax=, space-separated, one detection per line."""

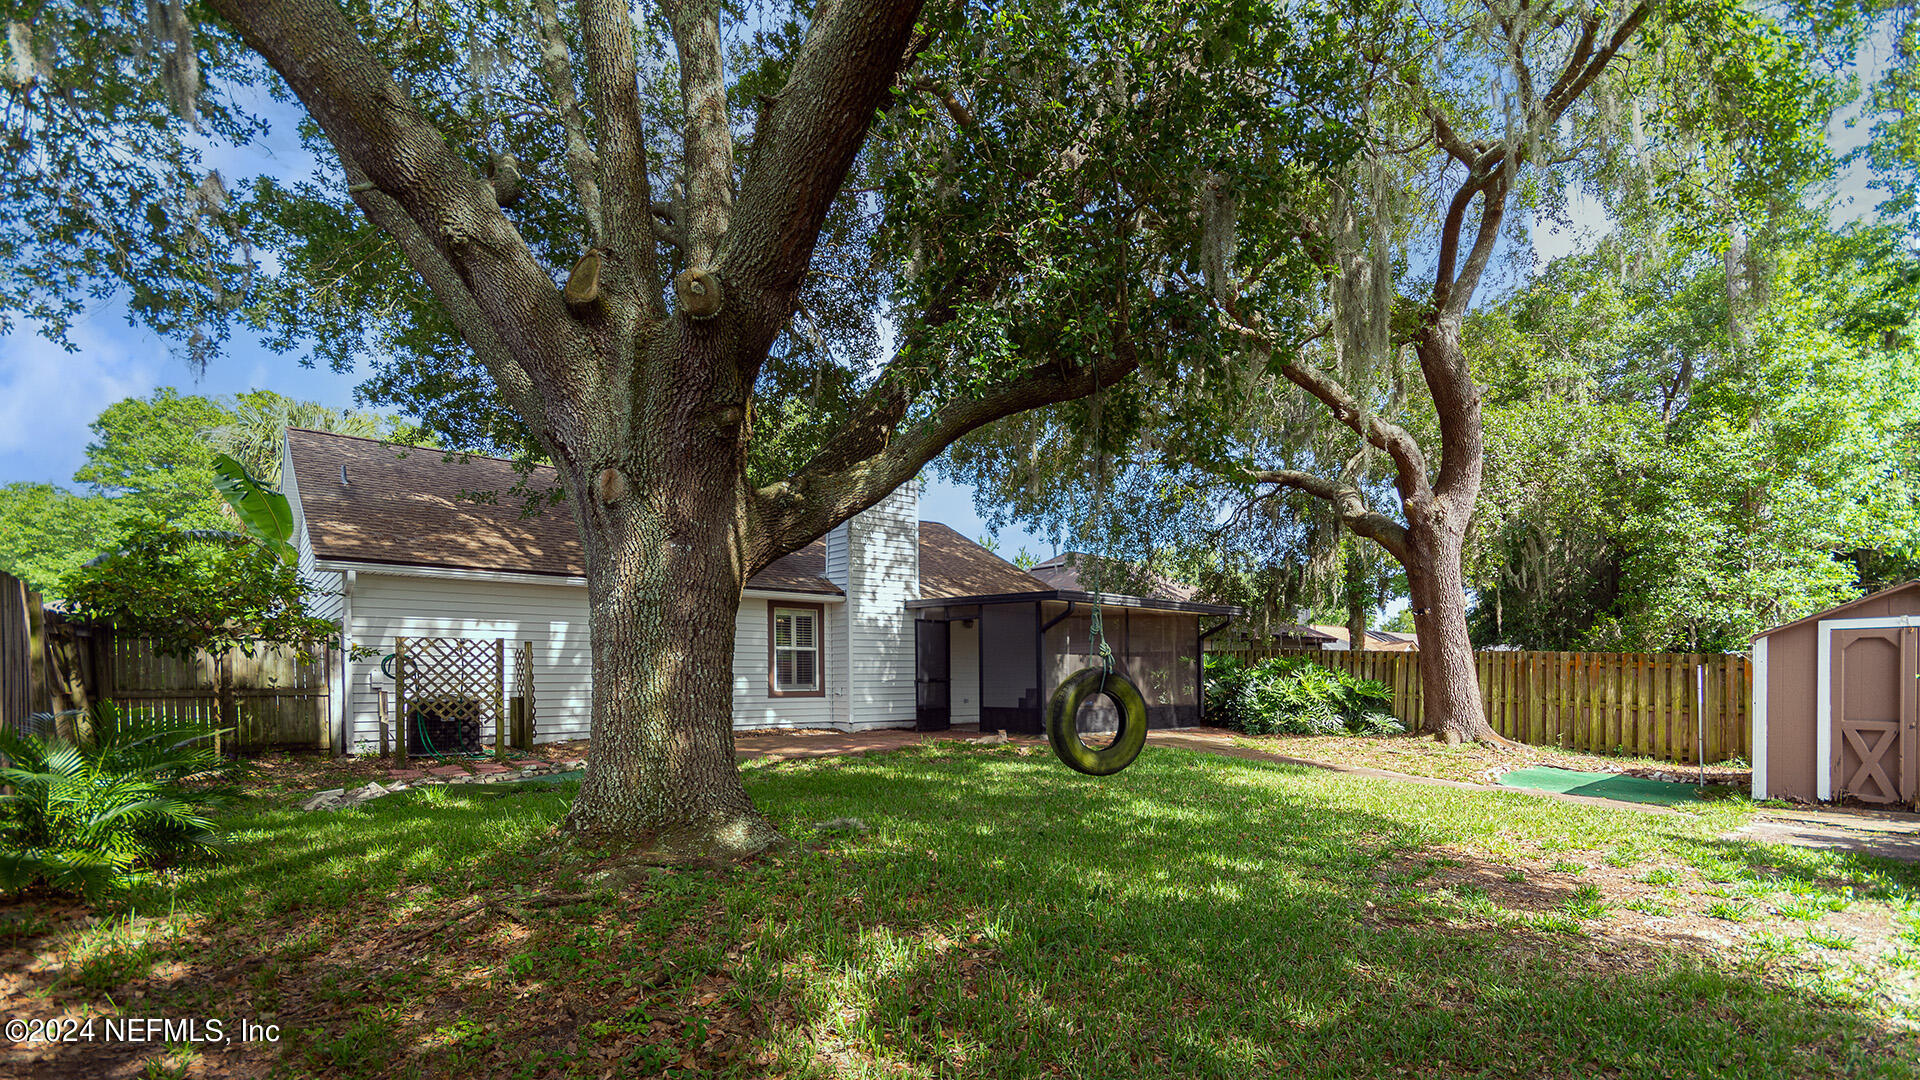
xmin=1209 ymin=646 xmax=1751 ymax=764
xmin=1 ymin=569 xmax=332 ymax=751
xmin=102 ymin=635 xmax=333 ymax=752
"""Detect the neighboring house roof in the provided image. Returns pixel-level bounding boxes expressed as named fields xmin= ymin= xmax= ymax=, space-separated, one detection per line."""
xmin=1309 ymin=625 xmax=1419 ymax=650
xmin=286 ymin=428 xmax=840 ymax=594
xmin=1027 ymin=552 xmax=1200 ymax=602
xmin=1272 ymin=623 xmax=1338 ymax=643
xmin=918 ymin=522 xmax=1052 ymax=599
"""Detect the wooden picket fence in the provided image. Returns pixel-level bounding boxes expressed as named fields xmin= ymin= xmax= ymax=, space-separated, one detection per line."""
xmin=1 ymin=569 xmax=332 ymax=751
xmin=1209 ymin=646 xmax=1751 ymax=764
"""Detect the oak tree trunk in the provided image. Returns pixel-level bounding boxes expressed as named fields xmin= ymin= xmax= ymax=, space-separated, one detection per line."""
xmin=1405 ymin=520 xmax=1494 ymax=744
xmin=1405 ymin=321 xmax=1498 ymax=746
xmin=546 ymin=326 xmax=786 ymax=855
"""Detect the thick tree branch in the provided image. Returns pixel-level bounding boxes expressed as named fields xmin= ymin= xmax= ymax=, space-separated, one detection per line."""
xmin=747 ymin=343 xmax=1139 ymax=570
xmin=663 ymin=0 xmax=732 ymax=268
xmin=1544 ymin=4 xmax=1649 ymax=119
xmin=580 ymin=0 xmax=664 ymax=310
xmin=1217 ymin=311 xmax=1432 ymax=505
xmin=208 ymin=0 xmax=575 ymax=383
xmin=339 ymin=156 xmax=551 ymax=435
xmin=723 ymin=0 xmax=925 ymax=356
xmin=1246 ymin=468 xmax=1411 ymax=564
xmin=1436 ymin=174 xmax=1509 ymax=319
xmin=531 ymin=0 xmax=606 ymax=245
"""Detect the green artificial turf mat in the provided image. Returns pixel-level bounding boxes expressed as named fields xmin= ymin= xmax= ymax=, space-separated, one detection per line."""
xmin=1497 ymin=766 xmax=1706 ymax=806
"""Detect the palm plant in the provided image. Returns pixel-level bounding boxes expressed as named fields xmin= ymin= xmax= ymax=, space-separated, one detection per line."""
xmin=0 ymin=702 xmax=244 ymax=898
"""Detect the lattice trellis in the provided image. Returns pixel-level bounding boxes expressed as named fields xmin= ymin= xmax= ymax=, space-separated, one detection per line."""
xmin=512 ymin=642 xmax=537 ymax=745
xmin=394 ymin=636 xmax=504 ymax=759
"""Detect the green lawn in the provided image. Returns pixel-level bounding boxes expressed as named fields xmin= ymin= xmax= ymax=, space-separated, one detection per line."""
xmin=5 ymin=743 xmax=1918 ymax=1078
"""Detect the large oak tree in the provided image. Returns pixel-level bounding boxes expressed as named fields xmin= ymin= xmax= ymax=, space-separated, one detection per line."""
xmin=4 ymin=0 xmax=1361 ymax=852
xmin=943 ymin=0 xmax=1875 ymax=743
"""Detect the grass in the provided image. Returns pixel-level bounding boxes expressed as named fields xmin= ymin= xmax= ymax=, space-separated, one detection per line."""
xmin=4 ymin=742 xmax=1918 ymax=1079
xmin=1227 ymin=731 xmax=1751 ymax=788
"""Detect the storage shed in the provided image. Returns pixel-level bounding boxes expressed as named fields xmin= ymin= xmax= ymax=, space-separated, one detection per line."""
xmin=1752 ymin=581 xmax=1920 ymax=805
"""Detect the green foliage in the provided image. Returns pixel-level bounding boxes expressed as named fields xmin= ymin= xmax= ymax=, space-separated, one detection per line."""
xmin=62 ymin=521 xmax=334 ymax=661
xmin=209 ymin=454 xmax=297 ymax=565
xmin=1204 ymin=653 xmax=1400 ymax=737
xmin=0 ymin=389 xmax=380 ymax=600
xmin=0 ymin=703 xmax=243 ymax=899
xmin=73 ymin=389 xmax=233 ymax=528
xmin=0 ymin=483 xmax=124 ymax=597
xmin=1467 ymin=220 xmax=1920 ymax=651
xmin=201 ymin=390 xmax=388 ymax=482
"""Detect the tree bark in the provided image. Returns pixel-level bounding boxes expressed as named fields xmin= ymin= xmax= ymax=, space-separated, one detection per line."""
xmin=1343 ymin=536 xmax=1367 ymax=654
xmin=1403 ymin=512 xmax=1491 ymax=744
xmin=557 ymin=445 xmax=776 ymax=854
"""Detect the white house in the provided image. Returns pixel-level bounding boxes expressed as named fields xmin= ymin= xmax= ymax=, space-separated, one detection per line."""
xmin=284 ymin=429 xmax=1233 ymax=751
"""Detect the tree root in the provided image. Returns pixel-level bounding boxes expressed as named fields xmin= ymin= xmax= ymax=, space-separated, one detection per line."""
xmin=550 ymin=814 xmax=798 ymax=868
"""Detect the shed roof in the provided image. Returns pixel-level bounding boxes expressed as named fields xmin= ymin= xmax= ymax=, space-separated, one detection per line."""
xmin=1751 ymin=580 xmax=1920 ymax=641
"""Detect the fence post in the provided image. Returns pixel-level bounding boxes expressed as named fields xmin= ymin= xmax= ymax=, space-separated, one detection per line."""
xmin=495 ymin=638 xmax=507 ymax=762
xmin=393 ymin=637 xmax=408 ymax=767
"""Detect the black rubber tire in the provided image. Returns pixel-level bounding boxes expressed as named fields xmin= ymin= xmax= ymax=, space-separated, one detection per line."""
xmin=1045 ymin=667 xmax=1149 ymax=776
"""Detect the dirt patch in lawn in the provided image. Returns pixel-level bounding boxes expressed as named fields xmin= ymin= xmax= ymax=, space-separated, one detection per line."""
xmin=1373 ymin=844 xmax=1920 ymax=1018
xmin=1241 ymin=732 xmax=1751 ymax=789
xmin=0 ymin=851 xmax=789 ymax=1079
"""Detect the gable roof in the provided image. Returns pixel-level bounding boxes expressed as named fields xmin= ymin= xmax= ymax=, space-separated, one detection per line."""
xmin=287 ymin=430 xmax=1071 ymax=600
xmin=918 ymin=522 xmax=1053 ymax=599
xmin=1028 ymin=552 xmax=1200 ymax=603
xmin=285 ymin=429 xmax=838 ymax=594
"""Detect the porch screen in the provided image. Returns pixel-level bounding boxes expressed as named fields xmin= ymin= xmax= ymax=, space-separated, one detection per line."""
xmin=978 ymin=603 xmax=1041 ymax=733
xmin=1121 ymin=611 xmax=1199 ymax=726
xmin=1043 ymin=606 xmax=1200 ymax=729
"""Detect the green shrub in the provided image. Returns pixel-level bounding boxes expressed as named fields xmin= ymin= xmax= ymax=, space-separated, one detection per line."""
xmin=0 ymin=702 xmax=244 ymax=899
xmin=1204 ymin=654 xmax=1403 ymax=737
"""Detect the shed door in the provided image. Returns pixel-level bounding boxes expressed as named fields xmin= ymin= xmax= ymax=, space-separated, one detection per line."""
xmin=1831 ymin=627 xmax=1918 ymax=804
xmin=915 ymin=620 xmax=950 ymax=731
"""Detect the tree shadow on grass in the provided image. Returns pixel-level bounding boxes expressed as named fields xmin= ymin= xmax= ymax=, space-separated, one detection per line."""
xmin=727 ymin=745 xmax=1919 ymax=1079
xmin=13 ymin=747 xmax=1920 ymax=1079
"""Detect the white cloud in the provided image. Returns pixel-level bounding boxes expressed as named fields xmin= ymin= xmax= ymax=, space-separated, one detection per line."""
xmin=0 ymin=321 xmax=161 ymax=483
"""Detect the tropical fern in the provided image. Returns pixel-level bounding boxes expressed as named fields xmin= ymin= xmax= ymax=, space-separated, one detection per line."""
xmin=0 ymin=703 xmax=244 ymax=898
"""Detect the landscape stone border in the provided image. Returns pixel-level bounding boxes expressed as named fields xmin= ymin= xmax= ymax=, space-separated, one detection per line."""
xmin=299 ymin=758 xmax=588 ymax=810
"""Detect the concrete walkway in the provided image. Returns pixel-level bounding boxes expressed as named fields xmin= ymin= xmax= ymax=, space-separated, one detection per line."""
xmin=729 ymin=725 xmax=1920 ymax=861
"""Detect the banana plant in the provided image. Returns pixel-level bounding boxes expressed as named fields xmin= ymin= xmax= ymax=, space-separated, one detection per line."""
xmin=210 ymin=453 xmax=297 ymax=566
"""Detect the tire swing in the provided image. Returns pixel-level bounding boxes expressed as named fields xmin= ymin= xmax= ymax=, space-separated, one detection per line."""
xmin=1042 ymin=374 xmax=1147 ymax=777
xmin=1045 ymin=658 xmax=1148 ymax=776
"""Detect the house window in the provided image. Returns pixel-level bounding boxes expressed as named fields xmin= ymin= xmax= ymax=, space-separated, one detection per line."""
xmin=769 ymin=604 xmax=823 ymax=696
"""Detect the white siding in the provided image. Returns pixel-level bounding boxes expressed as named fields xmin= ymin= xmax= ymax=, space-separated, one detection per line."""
xmin=340 ymin=569 xmax=856 ymax=747
xmin=344 ymin=572 xmax=594 ymax=750
xmin=320 ymin=476 xmax=926 ymax=746
xmin=732 ymin=599 xmax=838 ymax=728
xmin=843 ymin=481 xmax=919 ymax=729
xmin=950 ymin=617 xmax=980 ymax=726
xmin=281 ymin=438 xmax=344 ymax=623
xmin=824 ymin=522 xmax=853 ymax=726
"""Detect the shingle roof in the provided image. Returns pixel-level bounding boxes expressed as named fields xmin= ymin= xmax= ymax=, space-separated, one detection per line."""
xmin=285 ymin=429 xmax=840 ymax=594
xmin=1028 ymin=552 xmax=1200 ymax=602
xmin=917 ymin=522 xmax=1053 ymax=599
